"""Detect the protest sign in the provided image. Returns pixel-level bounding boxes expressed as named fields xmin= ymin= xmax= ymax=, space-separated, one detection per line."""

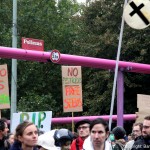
xmin=11 ymin=111 xmax=52 ymax=132
xmin=62 ymin=66 xmax=83 ymax=112
xmin=136 ymin=94 xmax=150 ymax=122
xmin=0 ymin=64 xmax=10 ymax=109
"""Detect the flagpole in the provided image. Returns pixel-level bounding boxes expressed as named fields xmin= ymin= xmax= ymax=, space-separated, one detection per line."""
xmin=109 ymin=0 xmax=127 ymax=131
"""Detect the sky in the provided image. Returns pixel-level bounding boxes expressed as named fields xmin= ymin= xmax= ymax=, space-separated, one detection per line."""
xmin=77 ymin=0 xmax=86 ymax=3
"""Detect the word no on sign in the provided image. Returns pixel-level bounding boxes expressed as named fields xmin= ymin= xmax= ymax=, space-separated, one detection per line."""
xmin=50 ymin=50 xmax=61 ymax=63
xmin=123 ymin=0 xmax=150 ymax=29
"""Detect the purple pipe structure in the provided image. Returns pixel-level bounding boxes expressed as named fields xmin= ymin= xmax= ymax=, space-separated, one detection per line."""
xmin=7 ymin=114 xmax=136 ymax=125
xmin=0 ymin=46 xmax=150 ymax=74
xmin=52 ymin=114 xmax=137 ymax=124
xmin=0 ymin=46 xmax=50 ymax=62
xmin=117 ymin=71 xmax=124 ymax=126
xmin=0 ymin=46 xmax=149 ymax=126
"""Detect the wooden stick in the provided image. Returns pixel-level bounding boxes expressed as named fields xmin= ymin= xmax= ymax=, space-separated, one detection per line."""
xmin=72 ymin=112 xmax=74 ymax=133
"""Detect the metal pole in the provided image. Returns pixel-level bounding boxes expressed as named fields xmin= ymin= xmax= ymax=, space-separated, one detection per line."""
xmin=11 ymin=0 xmax=17 ymax=123
xmin=109 ymin=0 xmax=127 ymax=131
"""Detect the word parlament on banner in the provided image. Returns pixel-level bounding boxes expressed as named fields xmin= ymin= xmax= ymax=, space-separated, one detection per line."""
xmin=123 ymin=0 xmax=150 ymax=29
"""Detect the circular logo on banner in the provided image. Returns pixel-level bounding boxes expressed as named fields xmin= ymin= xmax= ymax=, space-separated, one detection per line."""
xmin=50 ymin=50 xmax=61 ymax=63
xmin=123 ymin=0 xmax=150 ymax=29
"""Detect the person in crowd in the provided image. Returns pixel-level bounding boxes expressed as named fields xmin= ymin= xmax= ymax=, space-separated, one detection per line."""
xmin=4 ymin=133 xmax=15 ymax=149
xmin=71 ymin=119 xmax=90 ymax=150
xmin=37 ymin=135 xmax=58 ymax=150
xmin=0 ymin=118 xmax=9 ymax=150
xmin=83 ymin=118 xmax=112 ymax=150
xmin=132 ymin=122 xmax=143 ymax=140
xmin=127 ymin=133 xmax=133 ymax=142
xmin=112 ymin=126 xmax=126 ymax=150
xmin=6 ymin=133 xmax=15 ymax=146
xmin=125 ymin=133 xmax=135 ymax=150
xmin=131 ymin=115 xmax=150 ymax=150
xmin=109 ymin=132 xmax=115 ymax=148
xmin=125 ymin=122 xmax=142 ymax=150
xmin=37 ymin=128 xmax=74 ymax=150
xmin=10 ymin=121 xmax=38 ymax=150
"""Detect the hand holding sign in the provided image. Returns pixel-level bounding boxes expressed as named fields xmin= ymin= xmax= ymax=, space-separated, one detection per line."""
xmin=123 ymin=0 xmax=150 ymax=29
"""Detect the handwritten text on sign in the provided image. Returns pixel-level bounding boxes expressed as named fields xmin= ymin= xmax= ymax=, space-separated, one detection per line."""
xmin=62 ymin=66 xmax=83 ymax=112
xmin=0 ymin=64 xmax=10 ymax=109
xmin=11 ymin=111 xmax=52 ymax=132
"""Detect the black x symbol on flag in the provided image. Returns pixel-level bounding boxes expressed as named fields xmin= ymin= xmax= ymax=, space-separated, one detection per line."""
xmin=129 ymin=1 xmax=149 ymax=25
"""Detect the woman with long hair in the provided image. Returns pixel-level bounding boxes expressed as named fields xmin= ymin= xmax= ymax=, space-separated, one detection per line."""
xmin=10 ymin=121 xmax=38 ymax=150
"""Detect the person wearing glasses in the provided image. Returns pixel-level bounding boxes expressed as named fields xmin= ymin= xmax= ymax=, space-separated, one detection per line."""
xmin=71 ymin=119 xmax=90 ymax=150
xmin=125 ymin=122 xmax=143 ymax=150
xmin=131 ymin=115 xmax=150 ymax=150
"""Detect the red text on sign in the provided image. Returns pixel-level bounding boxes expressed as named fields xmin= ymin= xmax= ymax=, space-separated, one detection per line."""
xmin=64 ymin=98 xmax=82 ymax=109
xmin=67 ymin=67 xmax=78 ymax=77
xmin=65 ymin=85 xmax=80 ymax=96
xmin=0 ymin=80 xmax=4 ymax=90
xmin=0 ymin=68 xmax=6 ymax=77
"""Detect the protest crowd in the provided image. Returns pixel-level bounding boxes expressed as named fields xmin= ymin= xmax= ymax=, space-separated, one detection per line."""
xmin=0 ymin=115 xmax=150 ymax=150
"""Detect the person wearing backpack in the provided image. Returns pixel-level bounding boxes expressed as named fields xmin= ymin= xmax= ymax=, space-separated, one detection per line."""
xmin=112 ymin=126 xmax=126 ymax=150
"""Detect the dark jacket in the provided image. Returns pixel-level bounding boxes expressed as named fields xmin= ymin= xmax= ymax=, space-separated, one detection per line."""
xmin=0 ymin=138 xmax=10 ymax=150
xmin=10 ymin=141 xmax=38 ymax=150
xmin=131 ymin=136 xmax=150 ymax=150
xmin=113 ymin=140 xmax=125 ymax=150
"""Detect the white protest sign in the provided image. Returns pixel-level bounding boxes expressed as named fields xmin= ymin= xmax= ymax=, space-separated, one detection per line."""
xmin=123 ymin=0 xmax=150 ymax=29
xmin=11 ymin=111 xmax=52 ymax=132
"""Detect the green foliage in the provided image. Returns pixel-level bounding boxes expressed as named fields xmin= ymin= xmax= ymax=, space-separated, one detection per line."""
xmin=15 ymin=0 xmax=82 ymax=116
xmin=0 ymin=0 xmax=12 ymax=46
xmin=0 ymin=0 xmax=150 ymax=120
xmin=73 ymin=0 xmax=150 ymax=116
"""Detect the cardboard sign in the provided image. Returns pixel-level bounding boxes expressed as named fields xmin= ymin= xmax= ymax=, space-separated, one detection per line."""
xmin=22 ymin=37 xmax=44 ymax=51
xmin=136 ymin=94 xmax=150 ymax=122
xmin=136 ymin=109 xmax=149 ymax=123
xmin=137 ymin=94 xmax=150 ymax=110
xmin=0 ymin=64 xmax=10 ymax=109
xmin=11 ymin=111 xmax=52 ymax=132
xmin=62 ymin=66 xmax=83 ymax=112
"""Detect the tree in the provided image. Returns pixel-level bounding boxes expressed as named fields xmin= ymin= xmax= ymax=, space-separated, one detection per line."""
xmin=0 ymin=0 xmax=150 ymax=120
xmin=72 ymin=0 xmax=150 ymax=116
xmin=16 ymin=0 xmax=81 ymax=117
